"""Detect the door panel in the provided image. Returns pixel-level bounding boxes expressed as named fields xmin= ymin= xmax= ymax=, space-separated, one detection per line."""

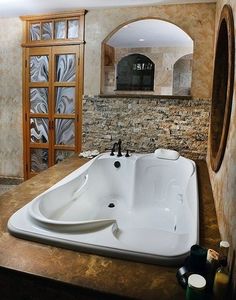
xmin=55 ymin=119 xmax=75 ymax=146
xmin=55 ymin=87 xmax=75 ymax=114
xmin=30 ymin=149 xmax=49 ymax=173
xmin=30 ymin=55 xmax=49 ymax=82
xmin=30 ymin=88 xmax=49 ymax=113
xmin=24 ymin=46 xmax=81 ymax=178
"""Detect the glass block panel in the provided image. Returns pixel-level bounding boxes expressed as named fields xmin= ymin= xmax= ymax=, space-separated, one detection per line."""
xmin=31 ymin=149 xmax=48 ymax=173
xmin=30 ymin=23 xmax=40 ymax=41
xmin=30 ymin=56 xmax=49 ymax=82
xmin=42 ymin=22 xmax=53 ymax=40
xmin=30 ymin=118 xmax=49 ymax=143
xmin=55 ymin=87 xmax=75 ymax=114
xmin=55 ymin=150 xmax=74 ymax=164
xmin=55 ymin=119 xmax=75 ymax=145
xmin=55 ymin=21 xmax=66 ymax=39
xmin=30 ymin=88 xmax=48 ymax=113
xmin=56 ymin=54 xmax=76 ymax=82
xmin=68 ymin=19 xmax=79 ymax=39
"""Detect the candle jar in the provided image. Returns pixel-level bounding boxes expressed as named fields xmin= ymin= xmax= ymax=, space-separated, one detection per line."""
xmin=186 ymin=274 xmax=206 ymax=300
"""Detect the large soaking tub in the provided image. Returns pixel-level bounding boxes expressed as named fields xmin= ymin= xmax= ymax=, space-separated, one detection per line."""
xmin=8 ymin=151 xmax=199 ymax=265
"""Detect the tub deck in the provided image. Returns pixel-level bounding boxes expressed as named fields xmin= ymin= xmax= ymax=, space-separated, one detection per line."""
xmin=0 ymin=156 xmax=220 ymax=299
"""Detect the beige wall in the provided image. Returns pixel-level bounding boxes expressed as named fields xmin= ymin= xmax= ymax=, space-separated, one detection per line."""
xmin=207 ymin=0 xmax=236 ymax=296
xmin=84 ymin=3 xmax=216 ymax=98
xmin=0 ymin=18 xmax=23 ymax=178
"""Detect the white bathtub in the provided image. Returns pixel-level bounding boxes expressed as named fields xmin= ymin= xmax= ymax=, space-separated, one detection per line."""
xmin=8 ymin=151 xmax=199 ymax=265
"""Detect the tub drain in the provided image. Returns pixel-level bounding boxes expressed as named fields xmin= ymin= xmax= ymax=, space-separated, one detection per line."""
xmin=108 ymin=203 xmax=115 ymax=208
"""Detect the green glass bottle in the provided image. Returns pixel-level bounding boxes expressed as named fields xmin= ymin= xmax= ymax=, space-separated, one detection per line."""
xmin=212 ymin=241 xmax=230 ymax=300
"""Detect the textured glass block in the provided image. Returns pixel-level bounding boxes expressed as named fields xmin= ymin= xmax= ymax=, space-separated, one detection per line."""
xmin=55 ymin=119 xmax=74 ymax=145
xmin=30 ymin=88 xmax=48 ymax=113
xmin=56 ymin=54 xmax=76 ymax=82
xmin=55 ymin=21 xmax=66 ymax=39
xmin=30 ymin=118 xmax=49 ymax=143
xmin=30 ymin=23 xmax=40 ymax=41
xmin=30 ymin=56 xmax=49 ymax=82
xmin=42 ymin=22 xmax=53 ymax=40
xmin=55 ymin=87 xmax=75 ymax=114
xmin=31 ymin=149 xmax=48 ymax=173
xmin=55 ymin=150 xmax=74 ymax=164
xmin=68 ymin=20 xmax=79 ymax=39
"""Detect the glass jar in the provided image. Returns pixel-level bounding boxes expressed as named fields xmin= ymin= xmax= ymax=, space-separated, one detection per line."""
xmin=186 ymin=274 xmax=206 ymax=300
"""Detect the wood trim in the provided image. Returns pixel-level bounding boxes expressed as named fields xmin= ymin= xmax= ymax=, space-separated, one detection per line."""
xmin=22 ymin=47 xmax=28 ymax=180
xmin=52 ymin=82 xmax=76 ymax=87
xmin=20 ymin=10 xmax=86 ymax=21
xmin=78 ymin=43 xmax=84 ymax=153
xmin=210 ymin=4 xmax=235 ymax=172
xmin=53 ymin=114 xmax=76 ymax=119
xmin=53 ymin=145 xmax=75 ymax=150
xmin=21 ymin=11 xmax=85 ymax=46
xmin=29 ymin=144 xmax=49 ymax=149
xmin=22 ymin=40 xmax=85 ymax=48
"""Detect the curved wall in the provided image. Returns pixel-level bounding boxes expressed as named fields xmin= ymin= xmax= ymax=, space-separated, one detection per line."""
xmin=207 ymin=0 xmax=236 ymax=295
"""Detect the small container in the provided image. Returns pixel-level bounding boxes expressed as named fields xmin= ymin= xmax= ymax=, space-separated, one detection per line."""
xmin=189 ymin=245 xmax=207 ymax=274
xmin=186 ymin=274 xmax=206 ymax=300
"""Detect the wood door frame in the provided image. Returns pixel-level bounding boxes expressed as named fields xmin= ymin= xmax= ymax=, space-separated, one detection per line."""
xmin=23 ymin=45 xmax=83 ymax=179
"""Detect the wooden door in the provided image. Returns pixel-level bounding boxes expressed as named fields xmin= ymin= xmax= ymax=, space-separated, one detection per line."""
xmin=23 ymin=45 xmax=82 ymax=179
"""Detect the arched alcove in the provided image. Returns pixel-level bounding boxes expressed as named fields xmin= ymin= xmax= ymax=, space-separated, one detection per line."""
xmin=101 ymin=18 xmax=193 ymax=95
xmin=173 ymin=54 xmax=193 ymax=95
xmin=116 ymin=54 xmax=154 ymax=91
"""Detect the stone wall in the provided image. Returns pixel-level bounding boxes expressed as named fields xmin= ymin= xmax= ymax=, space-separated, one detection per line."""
xmin=82 ymin=96 xmax=210 ymax=160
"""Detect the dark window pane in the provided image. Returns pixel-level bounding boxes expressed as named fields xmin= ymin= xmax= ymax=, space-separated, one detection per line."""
xmin=117 ymin=54 xmax=154 ymax=91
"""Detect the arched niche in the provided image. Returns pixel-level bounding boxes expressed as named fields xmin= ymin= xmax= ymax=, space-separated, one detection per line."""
xmin=210 ymin=4 xmax=235 ymax=172
xmin=173 ymin=54 xmax=193 ymax=95
xmin=116 ymin=53 xmax=155 ymax=91
xmin=101 ymin=18 xmax=193 ymax=96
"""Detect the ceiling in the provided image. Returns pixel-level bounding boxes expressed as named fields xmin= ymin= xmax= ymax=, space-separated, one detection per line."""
xmin=107 ymin=19 xmax=193 ymax=48
xmin=0 ymin=0 xmax=215 ymax=18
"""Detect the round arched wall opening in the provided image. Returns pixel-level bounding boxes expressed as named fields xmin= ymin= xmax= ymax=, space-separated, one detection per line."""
xmin=101 ymin=18 xmax=194 ymax=96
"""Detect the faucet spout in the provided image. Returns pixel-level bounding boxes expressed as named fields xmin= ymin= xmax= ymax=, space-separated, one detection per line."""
xmin=110 ymin=142 xmax=118 ymax=156
xmin=117 ymin=139 xmax=122 ymax=157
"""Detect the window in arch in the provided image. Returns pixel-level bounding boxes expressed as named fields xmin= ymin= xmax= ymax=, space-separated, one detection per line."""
xmin=116 ymin=54 xmax=154 ymax=91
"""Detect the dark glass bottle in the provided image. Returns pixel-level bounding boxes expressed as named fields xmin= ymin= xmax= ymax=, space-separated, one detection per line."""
xmin=212 ymin=241 xmax=230 ymax=300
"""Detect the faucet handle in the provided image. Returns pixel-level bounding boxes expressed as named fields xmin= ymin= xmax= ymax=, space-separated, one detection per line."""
xmin=125 ymin=149 xmax=135 ymax=157
xmin=105 ymin=147 xmax=115 ymax=156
